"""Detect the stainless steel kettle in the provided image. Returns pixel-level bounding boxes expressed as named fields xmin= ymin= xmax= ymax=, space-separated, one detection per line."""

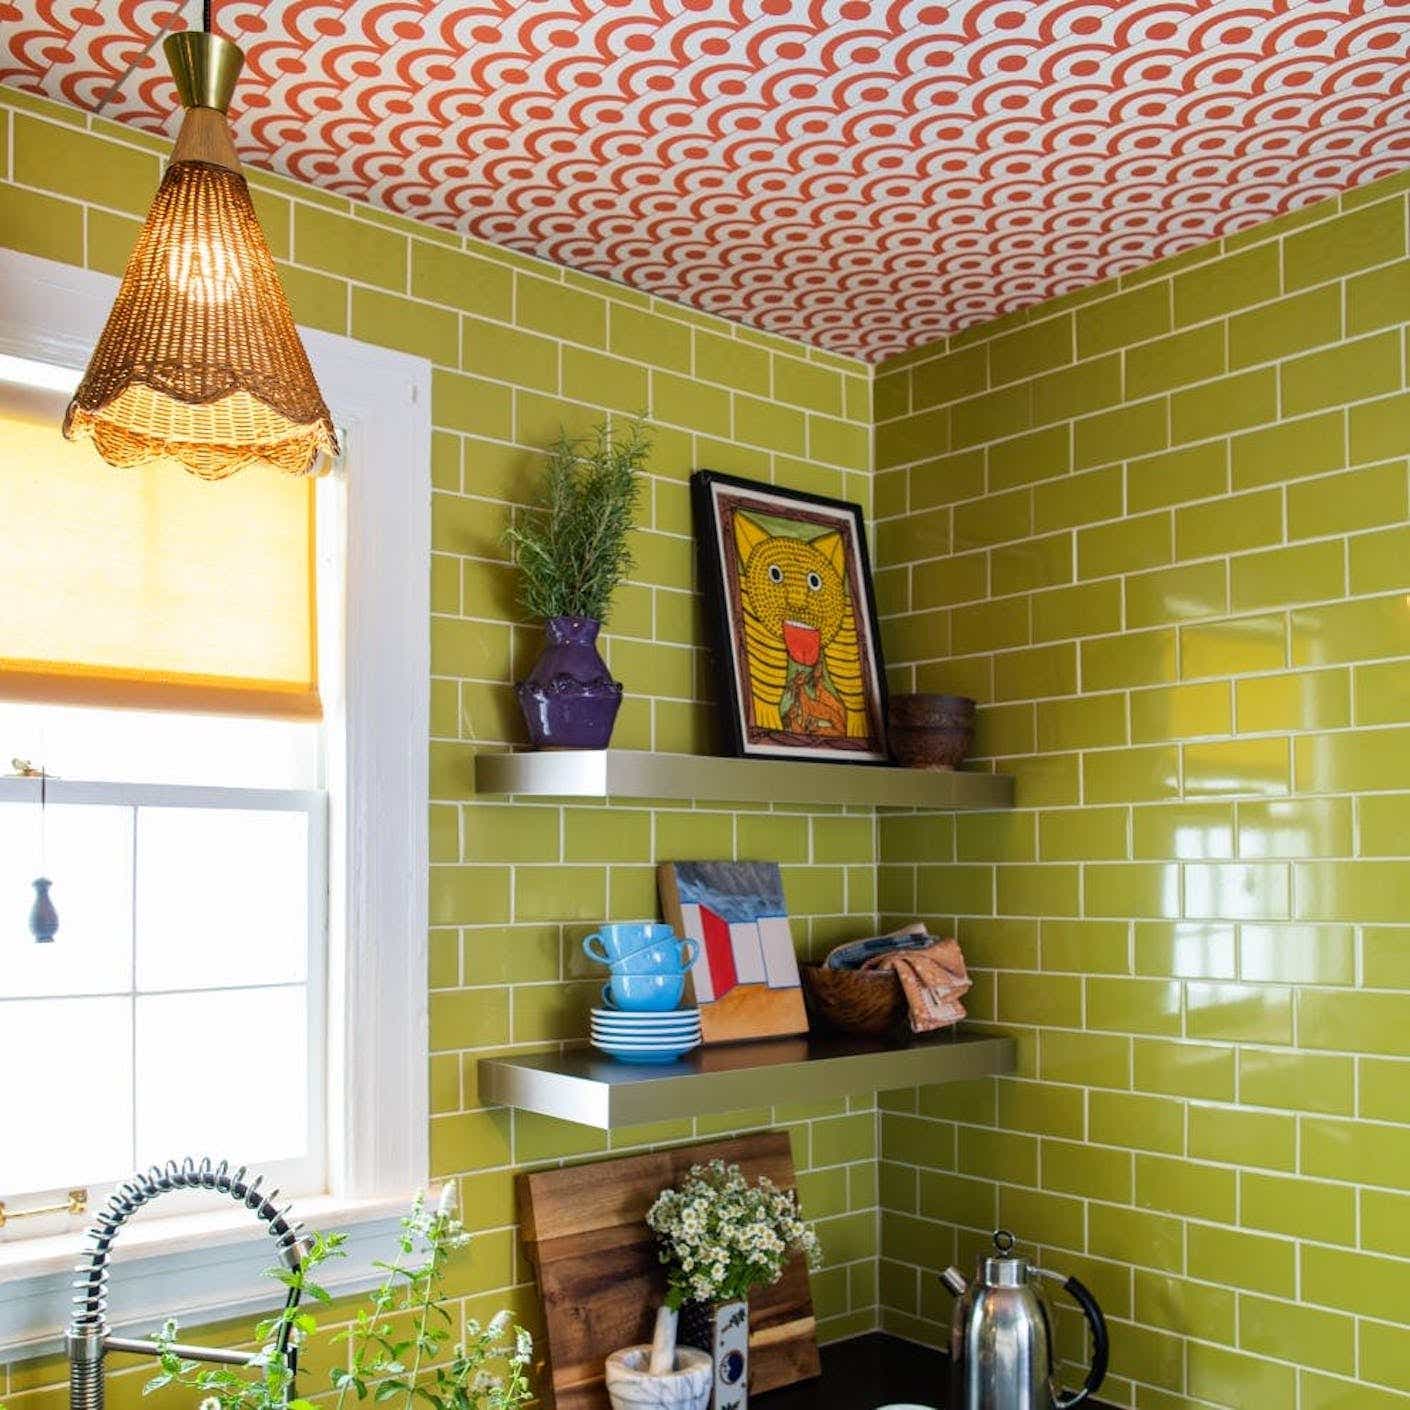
xmin=940 ymin=1229 xmax=1109 ymax=1410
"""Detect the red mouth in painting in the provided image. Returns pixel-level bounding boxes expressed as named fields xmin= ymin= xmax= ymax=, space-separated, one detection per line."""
xmin=783 ymin=619 xmax=820 ymax=665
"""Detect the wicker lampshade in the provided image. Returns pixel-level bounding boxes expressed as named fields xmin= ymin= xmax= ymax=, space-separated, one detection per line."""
xmin=64 ymin=31 xmax=337 ymax=479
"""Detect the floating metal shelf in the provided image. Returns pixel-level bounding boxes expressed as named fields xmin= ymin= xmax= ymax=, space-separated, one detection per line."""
xmin=473 ymin=749 xmax=1013 ymax=810
xmin=478 ymin=1031 xmax=1015 ymax=1129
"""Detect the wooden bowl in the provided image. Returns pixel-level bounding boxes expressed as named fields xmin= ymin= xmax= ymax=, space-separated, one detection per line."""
xmin=800 ymin=962 xmax=905 ymax=1036
xmin=888 ymin=692 xmax=976 ymax=770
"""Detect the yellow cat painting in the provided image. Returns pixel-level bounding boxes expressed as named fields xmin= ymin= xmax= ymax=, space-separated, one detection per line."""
xmin=733 ymin=510 xmax=868 ymax=739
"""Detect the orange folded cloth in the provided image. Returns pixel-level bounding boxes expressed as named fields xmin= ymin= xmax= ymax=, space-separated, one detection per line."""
xmin=860 ymin=936 xmax=972 ymax=1033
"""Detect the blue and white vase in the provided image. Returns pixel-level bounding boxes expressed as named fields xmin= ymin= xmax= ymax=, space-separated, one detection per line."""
xmin=679 ymin=1298 xmax=748 ymax=1410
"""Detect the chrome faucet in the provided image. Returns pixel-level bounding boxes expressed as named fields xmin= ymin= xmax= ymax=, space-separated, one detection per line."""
xmin=68 ymin=1158 xmax=307 ymax=1410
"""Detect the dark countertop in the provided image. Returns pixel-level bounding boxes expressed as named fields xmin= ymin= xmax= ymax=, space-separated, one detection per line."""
xmin=755 ymin=1334 xmax=945 ymax=1409
xmin=754 ymin=1333 xmax=1115 ymax=1409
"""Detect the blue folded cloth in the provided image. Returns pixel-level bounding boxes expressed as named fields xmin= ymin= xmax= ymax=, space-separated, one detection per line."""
xmin=824 ymin=929 xmax=934 ymax=970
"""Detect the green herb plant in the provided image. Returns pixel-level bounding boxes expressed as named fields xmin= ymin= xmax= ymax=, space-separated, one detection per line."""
xmin=142 ymin=1193 xmax=532 ymax=1410
xmin=503 ymin=418 xmax=649 ymax=625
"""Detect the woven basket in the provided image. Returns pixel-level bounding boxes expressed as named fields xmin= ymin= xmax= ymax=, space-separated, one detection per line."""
xmin=800 ymin=963 xmax=905 ymax=1037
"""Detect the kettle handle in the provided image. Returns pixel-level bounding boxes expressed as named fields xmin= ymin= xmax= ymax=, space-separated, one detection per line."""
xmin=1034 ymin=1267 xmax=1108 ymax=1409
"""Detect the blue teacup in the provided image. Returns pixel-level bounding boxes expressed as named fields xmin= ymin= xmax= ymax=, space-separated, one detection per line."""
xmin=582 ymin=923 xmax=698 ymax=975
xmin=600 ymin=971 xmax=687 ymax=1012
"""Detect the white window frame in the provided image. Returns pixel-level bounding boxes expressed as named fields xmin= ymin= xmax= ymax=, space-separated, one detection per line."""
xmin=0 ymin=247 xmax=431 ymax=1359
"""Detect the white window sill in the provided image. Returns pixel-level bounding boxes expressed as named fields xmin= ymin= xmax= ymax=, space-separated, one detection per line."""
xmin=0 ymin=1192 xmax=421 ymax=1363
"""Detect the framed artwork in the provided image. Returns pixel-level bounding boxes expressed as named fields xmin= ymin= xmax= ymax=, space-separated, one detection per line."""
xmin=658 ymin=861 xmax=809 ymax=1044
xmin=692 ymin=470 xmax=889 ymax=762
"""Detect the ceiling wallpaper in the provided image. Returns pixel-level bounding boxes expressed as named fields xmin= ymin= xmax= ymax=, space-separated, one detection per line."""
xmin=4 ymin=1 xmax=1408 ymax=359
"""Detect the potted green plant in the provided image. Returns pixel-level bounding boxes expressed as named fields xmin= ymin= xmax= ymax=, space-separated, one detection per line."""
xmin=139 ymin=1192 xmax=533 ymax=1410
xmin=504 ymin=419 xmax=649 ymax=750
xmin=646 ymin=1160 xmax=820 ymax=1410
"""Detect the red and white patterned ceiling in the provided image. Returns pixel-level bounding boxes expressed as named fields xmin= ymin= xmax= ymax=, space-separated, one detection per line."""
xmin=4 ymin=2 xmax=1409 ymax=360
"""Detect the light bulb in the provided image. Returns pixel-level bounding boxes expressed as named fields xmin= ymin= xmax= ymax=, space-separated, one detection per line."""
xmin=167 ymin=233 xmax=243 ymax=305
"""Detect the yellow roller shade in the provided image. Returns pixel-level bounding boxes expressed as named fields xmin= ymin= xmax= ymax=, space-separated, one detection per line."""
xmin=0 ymin=375 xmax=319 ymax=719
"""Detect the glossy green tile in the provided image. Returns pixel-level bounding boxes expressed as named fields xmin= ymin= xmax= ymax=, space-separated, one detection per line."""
xmin=1355 ymin=660 xmax=1410 ymax=726
xmin=1039 ymin=807 xmax=1129 ymax=862
xmin=1174 ymin=243 xmax=1280 ymax=325
xmin=1240 ymin=1294 xmax=1354 ymax=1376
xmin=1295 ymin=725 xmax=1410 ymax=794
xmin=1040 ymin=1029 xmax=1131 ymax=1089
xmin=1281 ymin=330 xmax=1402 ymax=417
xmin=1289 ymin=460 xmax=1409 ymax=541
xmin=1231 ymin=410 xmax=1346 ymax=491
xmin=1346 ymin=256 xmax=1410 ymax=335
xmin=1229 ymin=285 xmax=1342 ymax=370
xmin=1188 ymin=1222 xmax=1295 ymax=1297
xmin=1183 ymin=738 xmax=1288 ymax=798
xmin=1296 ymin=860 xmax=1410 ymax=924
xmin=1235 ymin=669 xmax=1350 ymax=733
xmin=1075 ymin=399 xmax=1169 ymax=471
xmin=1132 ymin=802 xmax=1234 ymax=860
xmin=1133 ymin=1038 xmax=1235 ymax=1101
xmin=1082 ymin=629 xmax=1178 ymax=691
xmin=990 ymin=531 xmax=1074 ymax=597
xmin=1359 ymin=1188 xmax=1410 ymax=1261
xmin=1029 ymin=580 xmax=1123 ymax=644
xmin=996 ymin=1079 xmax=1085 ymax=1139
xmin=1126 ymin=561 xmax=1228 ymax=629
xmin=1240 ymin=1171 xmax=1356 ymax=1247
xmin=1302 ymin=1369 xmax=1410 ymax=1410
xmin=1303 ymin=1115 xmax=1410 ymax=1189
xmin=1136 ymin=1270 xmax=1237 ymax=1345
xmin=1230 ymin=540 xmax=1345 ymax=613
xmin=1292 ymin=595 xmax=1410 ymax=668
xmin=1128 ymin=323 xmax=1225 ymax=397
xmin=1238 ymin=1048 xmax=1354 ymax=1116
xmin=1089 ymin=1203 xmax=1183 ymax=1274
xmin=917 ymin=1170 xmax=996 ymax=1230
xmin=988 ymin=424 xmax=1069 ymax=492
xmin=995 ymin=863 xmax=1080 ymax=917
xmin=1299 ymin=989 xmax=1410 ymax=1057
xmin=1184 ymin=862 xmax=1290 ymax=921
xmin=1359 ymin=1322 xmax=1410 ymax=1397
xmin=1136 ymin=1152 xmax=1235 ymax=1221
xmin=1007 ymin=750 xmax=1082 ymax=807
xmin=1350 ymin=389 xmax=1410 ymax=464
xmin=996 ymin=968 xmax=1083 ymax=1027
xmin=1175 ymin=489 xmax=1283 ymax=560
xmin=911 ymin=344 xmax=986 ymax=408
xmin=1171 ymin=369 xmax=1277 ymax=444
xmin=1078 ymin=283 xmax=1171 ymax=356
xmin=1190 ymin=1102 xmax=1295 ymax=1170
xmin=1239 ymin=921 xmax=1354 ymax=984
xmin=1364 ymin=930 xmax=1410 ymax=988
xmin=952 ymin=595 xmax=1031 ymax=654
xmin=953 ymin=486 xmax=1032 ymax=549
xmin=994 ymin=641 xmax=1078 ymax=700
xmin=1301 ymin=1244 xmax=1410 ymax=1324
xmin=1284 ymin=198 xmax=1406 ymax=291
xmin=1135 ymin=921 xmax=1237 ymax=978
xmin=1089 ymin=1091 xmax=1185 ymax=1155
xmin=1351 ymin=524 xmax=1410 ymax=596
xmin=1186 ymin=980 xmax=1292 ymax=1043
xmin=1077 ymin=511 xmax=1173 ymax=579
xmin=1127 ymin=440 xmax=1230 ymax=513
xmin=1042 ymin=1137 xmax=1133 ymax=1203
xmin=1085 ymin=862 xmax=1181 ymax=916
xmin=1033 ymin=464 xmax=1124 ymax=532
xmin=958 ymin=1126 xmax=1039 ymax=1185
xmin=1035 ymin=693 xmax=1127 ymax=751
xmin=1086 ymin=976 xmax=1181 ymax=1035
xmin=1181 ymin=613 xmax=1287 ymax=679
xmin=996 ymin=1184 xmax=1086 ymax=1252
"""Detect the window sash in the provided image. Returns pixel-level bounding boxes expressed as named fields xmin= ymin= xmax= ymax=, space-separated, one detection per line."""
xmin=0 ymin=776 xmax=328 ymax=1238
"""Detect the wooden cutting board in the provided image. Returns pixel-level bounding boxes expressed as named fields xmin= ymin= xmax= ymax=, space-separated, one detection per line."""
xmin=518 ymin=1131 xmax=821 ymax=1410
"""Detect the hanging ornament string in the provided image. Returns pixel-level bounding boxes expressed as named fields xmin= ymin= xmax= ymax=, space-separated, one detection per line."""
xmin=28 ymin=763 xmax=59 ymax=943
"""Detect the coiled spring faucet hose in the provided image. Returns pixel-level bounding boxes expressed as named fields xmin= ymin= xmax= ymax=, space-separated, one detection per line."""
xmin=68 ymin=1158 xmax=306 ymax=1410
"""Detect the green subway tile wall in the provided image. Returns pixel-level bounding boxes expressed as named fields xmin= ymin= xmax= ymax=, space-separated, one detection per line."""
xmin=0 ymin=86 xmax=878 ymax=1402
xmin=874 ymin=169 xmax=1410 ymax=1408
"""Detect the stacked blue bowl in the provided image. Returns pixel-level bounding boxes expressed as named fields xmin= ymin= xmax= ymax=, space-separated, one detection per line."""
xmin=582 ymin=923 xmax=703 ymax=1063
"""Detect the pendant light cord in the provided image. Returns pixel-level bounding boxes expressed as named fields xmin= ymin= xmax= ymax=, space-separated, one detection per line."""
xmin=92 ymin=0 xmax=206 ymax=116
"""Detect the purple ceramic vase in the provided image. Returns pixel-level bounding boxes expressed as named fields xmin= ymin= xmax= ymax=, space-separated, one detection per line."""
xmin=516 ymin=616 xmax=623 ymax=749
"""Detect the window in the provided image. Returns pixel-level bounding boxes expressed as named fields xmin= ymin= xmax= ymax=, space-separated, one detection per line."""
xmin=0 ymin=247 xmax=430 ymax=1358
xmin=0 ymin=365 xmax=329 ymax=1238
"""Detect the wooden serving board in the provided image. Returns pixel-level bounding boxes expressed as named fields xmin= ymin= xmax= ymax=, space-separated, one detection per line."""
xmin=518 ymin=1131 xmax=821 ymax=1410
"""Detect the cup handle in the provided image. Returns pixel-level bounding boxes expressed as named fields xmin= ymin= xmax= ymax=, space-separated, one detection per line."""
xmin=678 ymin=938 xmax=700 ymax=968
xmin=600 ymin=983 xmax=618 ymax=1009
xmin=582 ymin=933 xmax=611 ymax=965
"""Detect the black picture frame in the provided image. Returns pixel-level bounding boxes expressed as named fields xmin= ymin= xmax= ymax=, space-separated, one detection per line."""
xmin=691 ymin=469 xmax=890 ymax=763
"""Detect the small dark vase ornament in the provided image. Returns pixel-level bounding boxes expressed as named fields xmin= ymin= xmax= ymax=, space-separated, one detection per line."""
xmin=29 ymin=877 xmax=58 ymax=943
xmin=515 ymin=615 xmax=623 ymax=750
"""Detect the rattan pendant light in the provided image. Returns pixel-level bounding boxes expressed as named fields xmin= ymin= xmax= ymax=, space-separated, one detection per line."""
xmin=63 ymin=15 xmax=338 ymax=479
